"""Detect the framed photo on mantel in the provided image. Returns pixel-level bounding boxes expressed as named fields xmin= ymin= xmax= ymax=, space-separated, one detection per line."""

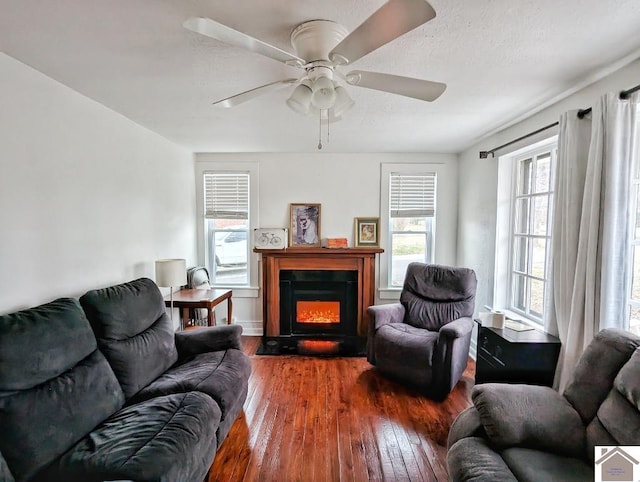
xmin=290 ymin=203 xmax=321 ymax=247
xmin=354 ymin=217 xmax=379 ymax=247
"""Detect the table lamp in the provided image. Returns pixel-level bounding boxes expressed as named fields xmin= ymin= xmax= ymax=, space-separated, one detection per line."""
xmin=155 ymin=258 xmax=187 ymax=323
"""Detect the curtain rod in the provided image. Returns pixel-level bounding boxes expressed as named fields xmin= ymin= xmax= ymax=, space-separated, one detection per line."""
xmin=479 ymin=82 xmax=640 ymax=159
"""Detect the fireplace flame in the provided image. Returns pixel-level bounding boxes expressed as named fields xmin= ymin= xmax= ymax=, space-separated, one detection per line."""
xmin=297 ymin=301 xmax=340 ymax=324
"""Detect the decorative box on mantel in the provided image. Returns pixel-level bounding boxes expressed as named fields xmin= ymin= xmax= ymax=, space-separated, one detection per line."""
xmin=254 ymin=247 xmax=383 ymax=338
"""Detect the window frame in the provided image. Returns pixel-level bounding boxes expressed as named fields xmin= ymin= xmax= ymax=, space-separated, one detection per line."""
xmin=494 ymin=137 xmax=557 ymax=326
xmin=379 ymin=162 xmax=455 ymax=299
xmin=387 ymin=172 xmax=437 ymax=288
xmin=195 ymin=161 xmax=259 ymax=297
xmin=204 ymin=171 xmax=250 ymax=286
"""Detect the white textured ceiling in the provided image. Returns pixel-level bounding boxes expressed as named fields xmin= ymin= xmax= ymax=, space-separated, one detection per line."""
xmin=2 ymin=0 xmax=640 ymax=153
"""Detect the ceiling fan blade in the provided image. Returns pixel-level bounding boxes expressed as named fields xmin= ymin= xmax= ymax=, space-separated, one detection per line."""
xmin=329 ymin=0 xmax=436 ymax=65
xmin=213 ymin=79 xmax=298 ymax=108
xmin=184 ymin=17 xmax=306 ymax=67
xmin=346 ymin=70 xmax=446 ymax=101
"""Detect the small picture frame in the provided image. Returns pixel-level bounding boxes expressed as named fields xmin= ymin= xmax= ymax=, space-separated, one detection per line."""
xmin=290 ymin=203 xmax=321 ymax=247
xmin=354 ymin=217 xmax=379 ymax=247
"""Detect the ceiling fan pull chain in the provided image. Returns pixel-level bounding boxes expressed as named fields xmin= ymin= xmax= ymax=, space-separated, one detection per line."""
xmin=318 ymin=109 xmax=323 ymax=150
xmin=327 ymin=112 xmax=330 ymax=145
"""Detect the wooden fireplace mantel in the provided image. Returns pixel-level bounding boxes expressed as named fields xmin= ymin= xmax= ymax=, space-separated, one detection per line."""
xmin=255 ymin=247 xmax=383 ymax=337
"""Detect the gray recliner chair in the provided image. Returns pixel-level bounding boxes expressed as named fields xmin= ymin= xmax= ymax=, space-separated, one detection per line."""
xmin=367 ymin=262 xmax=477 ymax=400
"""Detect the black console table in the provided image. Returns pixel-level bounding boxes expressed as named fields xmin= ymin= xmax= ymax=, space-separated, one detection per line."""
xmin=475 ymin=321 xmax=561 ymax=387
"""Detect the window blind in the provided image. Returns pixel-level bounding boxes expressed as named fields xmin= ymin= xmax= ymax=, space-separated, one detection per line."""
xmin=204 ymin=172 xmax=249 ymax=220
xmin=389 ymin=173 xmax=436 ymax=218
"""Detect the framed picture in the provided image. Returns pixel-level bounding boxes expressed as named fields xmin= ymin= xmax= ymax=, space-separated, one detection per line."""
xmin=290 ymin=203 xmax=321 ymax=247
xmin=354 ymin=217 xmax=379 ymax=247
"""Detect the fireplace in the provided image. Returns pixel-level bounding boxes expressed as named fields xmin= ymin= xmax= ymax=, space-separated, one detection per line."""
xmin=279 ymin=270 xmax=357 ymax=338
xmin=255 ymin=247 xmax=383 ymax=355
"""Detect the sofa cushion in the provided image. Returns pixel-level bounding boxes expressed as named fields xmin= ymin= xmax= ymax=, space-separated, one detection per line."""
xmin=0 ymin=299 xmax=125 ymax=481
xmin=50 ymin=392 xmax=220 ymax=482
xmin=80 ymin=278 xmax=179 ymax=399
xmin=133 ymin=348 xmax=251 ymax=443
xmin=614 ymin=347 xmax=640 ymax=410
xmin=591 ymin=387 xmax=640 ymax=448
xmin=400 ymin=263 xmax=476 ymax=330
xmin=472 ymin=383 xmax=585 ymax=458
xmin=0 ymin=298 xmax=97 ymax=389
xmin=501 ymin=448 xmax=592 ymax=482
xmin=563 ymin=328 xmax=640 ymax=423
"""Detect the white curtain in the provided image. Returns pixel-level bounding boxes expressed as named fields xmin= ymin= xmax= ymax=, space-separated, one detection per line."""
xmin=544 ymin=110 xmax=590 ymax=354
xmin=545 ymin=92 xmax=639 ymax=391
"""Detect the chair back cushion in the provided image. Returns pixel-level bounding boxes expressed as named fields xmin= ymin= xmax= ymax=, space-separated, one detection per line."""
xmin=0 ymin=298 xmax=124 ymax=481
xmin=400 ymin=263 xmax=477 ymax=330
xmin=80 ymin=277 xmax=178 ymax=399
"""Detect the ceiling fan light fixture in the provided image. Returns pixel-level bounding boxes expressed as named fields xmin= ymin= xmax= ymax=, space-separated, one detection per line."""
xmin=332 ymin=84 xmax=354 ymax=117
xmin=311 ymin=75 xmax=336 ymax=110
xmin=286 ymin=81 xmax=313 ymax=115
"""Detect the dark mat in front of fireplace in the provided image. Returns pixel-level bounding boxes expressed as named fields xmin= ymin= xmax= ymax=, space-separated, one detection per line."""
xmin=256 ymin=337 xmax=366 ymax=357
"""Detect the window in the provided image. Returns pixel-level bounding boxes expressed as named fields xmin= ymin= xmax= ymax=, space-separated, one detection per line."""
xmin=509 ymin=149 xmax=555 ymax=321
xmin=387 ymin=172 xmax=436 ymax=287
xmin=627 ymin=120 xmax=640 ymax=336
xmin=204 ymin=172 xmax=250 ymax=286
xmin=495 ymin=139 xmax=556 ymax=325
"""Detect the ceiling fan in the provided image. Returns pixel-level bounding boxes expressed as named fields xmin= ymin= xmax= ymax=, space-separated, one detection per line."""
xmin=184 ymin=0 xmax=446 ymax=146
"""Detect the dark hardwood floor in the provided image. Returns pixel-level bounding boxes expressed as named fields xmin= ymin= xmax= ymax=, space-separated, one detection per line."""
xmin=207 ymin=336 xmax=475 ymax=482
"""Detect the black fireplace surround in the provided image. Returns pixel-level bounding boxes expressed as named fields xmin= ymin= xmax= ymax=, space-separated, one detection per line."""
xmin=279 ymin=269 xmax=358 ymax=338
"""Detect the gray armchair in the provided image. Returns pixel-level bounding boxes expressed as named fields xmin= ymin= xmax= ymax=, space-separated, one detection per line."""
xmin=367 ymin=262 xmax=477 ymax=399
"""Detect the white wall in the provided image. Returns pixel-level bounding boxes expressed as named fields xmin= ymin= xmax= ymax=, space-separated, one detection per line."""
xmin=457 ymin=59 xmax=640 ymax=317
xmin=0 ymin=54 xmax=196 ymax=315
xmin=196 ymin=152 xmax=458 ymax=335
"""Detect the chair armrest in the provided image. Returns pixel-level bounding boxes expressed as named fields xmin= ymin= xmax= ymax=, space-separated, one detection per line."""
xmin=367 ymin=303 xmax=405 ymax=331
xmin=439 ymin=316 xmax=474 ymax=340
xmin=175 ymin=325 xmax=243 ymax=359
xmin=431 ymin=317 xmax=474 ymax=396
xmin=472 ymin=383 xmax=586 ymax=457
xmin=366 ymin=303 xmax=405 ymax=365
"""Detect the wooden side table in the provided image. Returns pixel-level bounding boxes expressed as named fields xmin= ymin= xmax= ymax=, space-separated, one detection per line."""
xmin=164 ymin=288 xmax=232 ymax=330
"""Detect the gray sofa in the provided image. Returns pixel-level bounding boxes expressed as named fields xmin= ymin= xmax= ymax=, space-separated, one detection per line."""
xmin=447 ymin=328 xmax=640 ymax=482
xmin=0 ymin=277 xmax=251 ymax=482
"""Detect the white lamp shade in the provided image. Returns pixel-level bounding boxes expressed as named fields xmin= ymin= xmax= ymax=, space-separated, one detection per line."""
xmin=332 ymin=85 xmax=354 ymax=117
xmin=286 ymin=83 xmax=313 ymax=115
xmin=155 ymin=259 xmax=187 ymax=287
xmin=311 ymin=75 xmax=336 ymax=110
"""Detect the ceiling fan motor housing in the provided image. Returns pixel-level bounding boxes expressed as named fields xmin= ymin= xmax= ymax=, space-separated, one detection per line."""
xmin=290 ymin=20 xmax=348 ymax=63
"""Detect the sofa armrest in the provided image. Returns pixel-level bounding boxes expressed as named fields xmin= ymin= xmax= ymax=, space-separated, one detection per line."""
xmin=447 ymin=437 xmax=518 ymax=482
xmin=447 ymin=406 xmax=485 ymax=450
xmin=175 ymin=325 xmax=243 ymax=359
xmin=472 ymin=383 xmax=586 ymax=457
